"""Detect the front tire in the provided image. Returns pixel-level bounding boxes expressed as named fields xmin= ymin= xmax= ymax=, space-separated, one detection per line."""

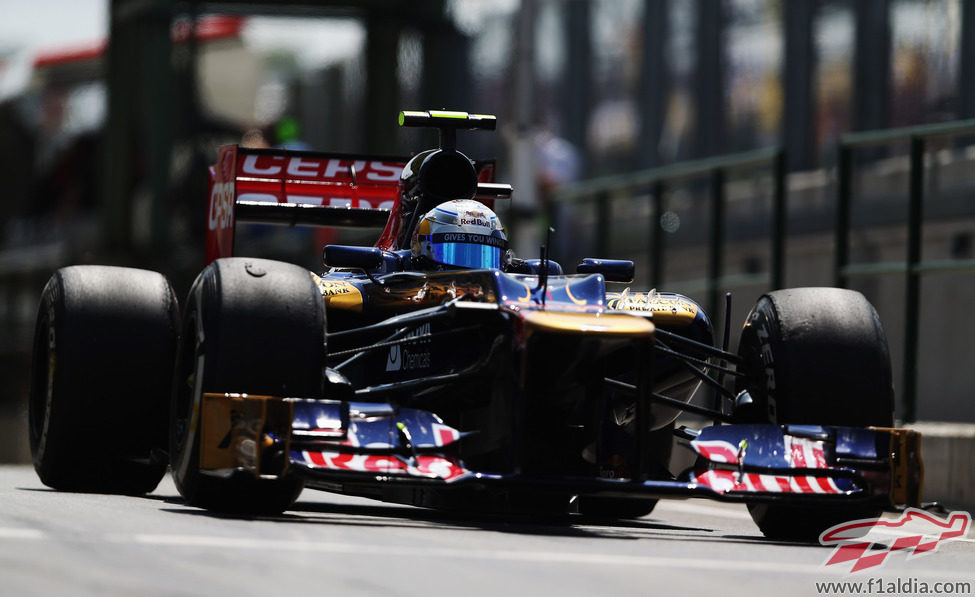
xmin=736 ymin=288 xmax=893 ymax=541
xmin=29 ymin=266 xmax=178 ymax=494
xmin=170 ymin=258 xmax=325 ymax=514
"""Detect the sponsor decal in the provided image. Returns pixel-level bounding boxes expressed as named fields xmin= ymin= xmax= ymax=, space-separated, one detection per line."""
xmin=386 ymin=322 xmax=432 ymax=371
xmin=362 ymin=161 xmax=403 ymax=182
xmin=820 ymin=508 xmax=972 ymax=573
xmin=606 ymin=292 xmax=698 ymax=325
xmin=300 ymin=450 xmax=469 ymax=482
xmin=207 ymin=182 xmax=234 ymax=231
xmin=318 ymin=279 xmax=355 ymax=297
xmin=311 ymin=275 xmax=363 ymax=311
xmin=239 ymin=155 xmax=402 ymax=182
xmin=218 ymin=146 xmax=236 ymax=181
xmin=431 ymin=232 xmax=507 ymax=248
xmin=606 ymin=292 xmax=697 ymax=314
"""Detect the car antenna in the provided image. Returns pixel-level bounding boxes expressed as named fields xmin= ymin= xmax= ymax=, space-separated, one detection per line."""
xmin=713 ymin=291 xmax=733 ymax=423
xmin=535 ymin=227 xmax=554 ymax=308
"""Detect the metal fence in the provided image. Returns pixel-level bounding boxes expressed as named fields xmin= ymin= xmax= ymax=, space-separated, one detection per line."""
xmin=835 ymin=118 xmax=975 ymax=423
xmin=555 ymin=148 xmax=786 ymax=323
xmin=555 ymin=118 xmax=975 ymax=423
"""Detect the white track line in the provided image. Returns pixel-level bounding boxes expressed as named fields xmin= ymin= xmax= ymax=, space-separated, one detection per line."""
xmin=0 ymin=528 xmax=46 ymax=539
xmin=655 ymin=503 xmax=975 ymax=542
xmin=129 ymin=533 xmax=971 ymax=578
xmin=2 ymin=525 xmax=967 ymax=577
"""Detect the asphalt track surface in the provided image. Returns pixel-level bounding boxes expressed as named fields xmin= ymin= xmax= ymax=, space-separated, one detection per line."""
xmin=2 ymin=465 xmax=973 ymax=597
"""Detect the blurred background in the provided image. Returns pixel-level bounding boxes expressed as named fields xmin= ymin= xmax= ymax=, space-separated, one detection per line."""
xmin=2 ymin=0 xmax=975 ymax=463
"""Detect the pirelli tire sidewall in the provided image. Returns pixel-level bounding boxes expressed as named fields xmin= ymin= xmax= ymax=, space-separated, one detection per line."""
xmin=29 ymin=265 xmax=178 ymax=494
xmin=170 ymin=258 xmax=326 ymax=514
xmin=735 ymin=287 xmax=894 ymax=541
xmin=735 ymin=287 xmax=894 ymax=427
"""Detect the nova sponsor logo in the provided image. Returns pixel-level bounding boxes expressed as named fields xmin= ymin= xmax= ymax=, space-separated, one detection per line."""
xmin=385 ymin=323 xmax=432 ymax=371
xmin=820 ymin=508 xmax=972 ymax=573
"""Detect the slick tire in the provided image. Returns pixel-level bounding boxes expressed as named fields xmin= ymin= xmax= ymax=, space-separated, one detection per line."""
xmin=736 ymin=287 xmax=894 ymax=541
xmin=29 ymin=266 xmax=178 ymax=494
xmin=170 ymin=258 xmax=325 ymax=515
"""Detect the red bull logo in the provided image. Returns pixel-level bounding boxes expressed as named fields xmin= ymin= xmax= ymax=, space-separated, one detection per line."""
xmin=820 ymin=507 xmax=971 ymax=573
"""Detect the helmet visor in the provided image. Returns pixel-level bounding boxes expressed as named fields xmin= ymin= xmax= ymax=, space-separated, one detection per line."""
xmin=430 ymin=242 xmax=501 ymax=269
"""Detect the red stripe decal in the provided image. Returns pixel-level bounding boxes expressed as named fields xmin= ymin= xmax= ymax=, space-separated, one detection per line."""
xmin=790 ymin=439 xmax=807 ymax=468
xmin=794 ymin=475 xmax=815 ymax=493
xmin=748 ymin=473 xmax=768 ymax=492
xmin=815 ymin=475 xmax=836 ymax=493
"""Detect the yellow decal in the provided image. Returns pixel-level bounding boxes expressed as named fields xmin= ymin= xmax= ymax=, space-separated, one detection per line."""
xmin=564 ymin=281 xmax=589 ymax=306
xmin=199 ymin=393 xmax=293 ymax=474
xmin=429 ymin=110 xmax=468 ymax=119
xmin=312 ymin=274 xmax=364 ymax=311
xmin=873 ymin=427 xmax=924 ymax=507
xmin=607 ymin=291 xmax=699 ymax=327
xmin=523 ymin=311 xmax=654 ymax=338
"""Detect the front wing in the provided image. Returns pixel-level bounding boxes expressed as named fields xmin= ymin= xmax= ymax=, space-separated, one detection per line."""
xmin=197 ymin=393 xmax=922 ymax=508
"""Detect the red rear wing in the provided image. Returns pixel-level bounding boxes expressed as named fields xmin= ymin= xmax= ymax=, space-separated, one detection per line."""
xmin=205 ymin=145 xmax=503 ymax=264
xmin=206 ymin=145 xmax=408 ymax=264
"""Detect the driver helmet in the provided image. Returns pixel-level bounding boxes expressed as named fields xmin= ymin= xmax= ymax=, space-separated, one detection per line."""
xmin=412 ymin=200 xmax=507 ymax=269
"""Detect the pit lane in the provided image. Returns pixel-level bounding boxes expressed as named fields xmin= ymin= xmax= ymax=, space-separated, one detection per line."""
xmin=1 ymin=465 xmax=971 ymax=596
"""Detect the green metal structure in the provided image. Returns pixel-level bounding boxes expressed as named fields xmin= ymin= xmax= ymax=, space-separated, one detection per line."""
xmin=556 ymin=148 xmax=787 ymax=320
xmin=835 ymin=118 xmax=975 ymax=423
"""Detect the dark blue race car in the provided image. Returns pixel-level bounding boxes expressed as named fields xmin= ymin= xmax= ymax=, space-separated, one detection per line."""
xmin=28 ymin=110 xmax=922 ymax=541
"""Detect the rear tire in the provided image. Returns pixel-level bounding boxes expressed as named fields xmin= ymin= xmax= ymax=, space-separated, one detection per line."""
xmin=170 ymin=258 xmax=325 ymax=515
xmin=736 ymin=288 xmax=893 ymax=541
xmin=29 ymin=266 xmax=178 ymax=494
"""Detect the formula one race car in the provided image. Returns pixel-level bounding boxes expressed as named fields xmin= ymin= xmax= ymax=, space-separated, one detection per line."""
xmin=28 ymin=110 xmax=922 ymax=540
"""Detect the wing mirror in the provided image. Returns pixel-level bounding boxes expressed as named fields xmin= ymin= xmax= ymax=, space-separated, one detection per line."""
xmin=576 ymin=258 xmax=634 ymax=283
xmin=323 ymin=245 xmax=384 ymax=270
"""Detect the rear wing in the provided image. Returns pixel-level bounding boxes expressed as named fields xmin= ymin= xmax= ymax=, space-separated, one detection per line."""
xmin=205 ymin=145 xmax=408 ymax=264
xmin=206 ymin=145 xmax=505 ymax=264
